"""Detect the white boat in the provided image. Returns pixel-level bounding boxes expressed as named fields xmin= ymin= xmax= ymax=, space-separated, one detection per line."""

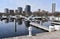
xmin=51 ymin=20 xmax=60 ymax=31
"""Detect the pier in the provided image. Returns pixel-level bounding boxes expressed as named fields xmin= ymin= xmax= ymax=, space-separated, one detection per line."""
xmin=51 ymin=22 xmax=60 ymax=25
xmin=30 ymin=22 xmax=49 ymax=31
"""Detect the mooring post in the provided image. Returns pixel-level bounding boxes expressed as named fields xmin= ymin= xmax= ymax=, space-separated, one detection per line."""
xmin=28 ymin=26 xmax=32 ymax=37
xmin=49 ymin=26 xmax=55 ymax=32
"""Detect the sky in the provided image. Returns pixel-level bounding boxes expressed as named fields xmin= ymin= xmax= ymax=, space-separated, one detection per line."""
xmin=0 ymin=0 xmax=60 ymax=12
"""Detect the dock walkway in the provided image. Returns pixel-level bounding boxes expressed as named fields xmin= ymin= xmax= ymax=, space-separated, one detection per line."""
xmin=52 ymin=22 xmax=60 ymax=24
xmin=30 ymin=22 xmax=49 ymax=31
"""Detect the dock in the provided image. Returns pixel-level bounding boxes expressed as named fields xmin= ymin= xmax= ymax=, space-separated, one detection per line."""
xmin=3 ymin=31 xmax=60 ymax=39
xmin=30 ymin=22 xmax=49 ymax=31
xmin=51 ymin=22 xmax=60 ymax=24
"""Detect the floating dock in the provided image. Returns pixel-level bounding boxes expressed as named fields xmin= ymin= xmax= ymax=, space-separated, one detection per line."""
xmin=51 ymin=22 xmax=60 ymax=24
xmin=30 ymin=22 xmax=49 ymax=31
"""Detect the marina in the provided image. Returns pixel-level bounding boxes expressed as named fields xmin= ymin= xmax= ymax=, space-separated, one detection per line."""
xmin=0 ymin=0 xmax=60 ymax=39
xmin=0 ymin=16 xmax=48 ymax=38
xmin=0 ymin=15 xmax=60 ymax=38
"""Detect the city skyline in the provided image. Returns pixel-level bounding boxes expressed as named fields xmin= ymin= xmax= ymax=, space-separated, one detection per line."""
xmin=0 ymin=0 xmax=60 ymax=12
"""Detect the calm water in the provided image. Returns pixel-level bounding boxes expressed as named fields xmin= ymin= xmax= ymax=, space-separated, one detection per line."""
xmin=0 ymin=19 xmax=51 ymax=38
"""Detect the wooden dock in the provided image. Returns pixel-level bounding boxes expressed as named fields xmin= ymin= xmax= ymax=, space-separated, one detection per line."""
xmin=3 ymin=31 xmax=60 ymax=39
xmin=30 ymin=22 xmax=49 ymax=31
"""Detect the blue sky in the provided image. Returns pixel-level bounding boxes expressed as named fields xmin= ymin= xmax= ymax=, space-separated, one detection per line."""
xmin=0 ymin=0 xmax=60 ymax=12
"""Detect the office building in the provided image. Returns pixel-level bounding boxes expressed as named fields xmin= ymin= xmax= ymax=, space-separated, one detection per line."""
xmin=18 ymin=7 xmax=23 ymax=13
xmin=4 ymin=8 xmax=9 ymax=13
xmin=38 ymin=9 xmax=40 ymax=12
xmin=25 ymin=5 xmax=31 ymax=13
xmin=9 ymin=10 xmax=14 ymax=14
xmin=15 ymin=10 xmax=18 ymax=13
xmin=52 ymin=3 xmax=56 ymax=13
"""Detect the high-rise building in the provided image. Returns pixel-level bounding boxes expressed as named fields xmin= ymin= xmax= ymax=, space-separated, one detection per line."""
xmin=9 ymin=10 xmax=14 ymax=14
xmin=25 ymin=5 xmax=31 ymax=13
xmin=18 ymin=7 xmax=23 ymax=13
xmin=52 ymin=3 xmax=56 ymax=13
xmin=4 ymin=8 xmax=9 ymax=13
xmin=38 ymin=9 xmax=40 ymax=12
xmin=15 ymin=10 xmax=18 ymax=13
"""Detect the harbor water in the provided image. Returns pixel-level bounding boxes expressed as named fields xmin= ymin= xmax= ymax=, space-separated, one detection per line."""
xmin=0 ymin=19 xmax=51 ymax=38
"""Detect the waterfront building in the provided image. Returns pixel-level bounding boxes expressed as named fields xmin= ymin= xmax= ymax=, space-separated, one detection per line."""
xmin=4 ymin=8 xmax=9 ymax=13
xmin=38 ymin=9 xmax=41 ymax=12
xmin=18 ymin=7 xmax=23 ymax=14
xmin=15 ymin=10 xmax=18 ymax=13
xmin=25 ymin=5 xmax=31 ymax=13
xmin=25 ymin=5 xmax=31 ymax=16
xmin=9 ymin=10 xmax=14 ymax=14
xmin=52 ymin=3 xmax=56 ymax=13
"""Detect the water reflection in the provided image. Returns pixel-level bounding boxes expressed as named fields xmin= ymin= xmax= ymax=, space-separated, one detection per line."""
xmin=0 ymin=18 xmax=49 ymax=38
xmin=5 ymin=19 xmax=9 ymax=23
xmin=17 ymin=19 xmax=22 ymax=25
xmin=24 ymin=20 xmax=30 ymax=28
xmin=9 ymin=18 xmax=14 ymax=22
xmin=14 ymin=19 xmax=17 ymax=32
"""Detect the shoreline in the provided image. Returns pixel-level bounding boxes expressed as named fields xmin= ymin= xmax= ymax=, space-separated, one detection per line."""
xmin=3 ymin=31 xmax=60 ymax=39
